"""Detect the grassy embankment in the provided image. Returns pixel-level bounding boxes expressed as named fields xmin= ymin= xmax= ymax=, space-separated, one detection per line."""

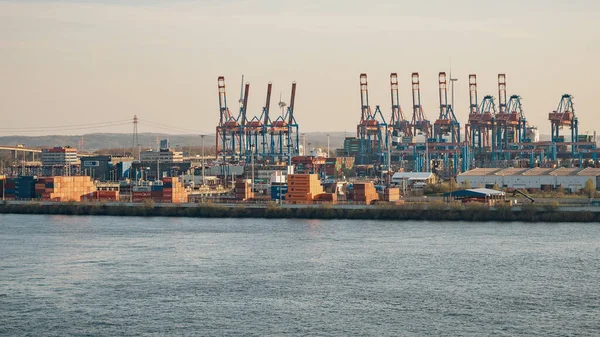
xmin=0 ymin=201 xmax=599 ymax=222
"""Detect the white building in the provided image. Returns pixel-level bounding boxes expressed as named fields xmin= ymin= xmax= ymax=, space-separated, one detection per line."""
xmin=140 ymin=149 xmax=183 ymax=163
xmin=41 ymin=147 xmax=78 ymax=166
xmin=457 ymin=167 xmax=600 ymax=192
xmin=391 ymin=172 xmax=437 ymax=188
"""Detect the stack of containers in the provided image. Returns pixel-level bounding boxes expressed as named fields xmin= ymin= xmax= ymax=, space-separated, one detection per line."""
xmin=83 ymin=190 xmax=120 ymax=201
xmin=16 ymin=176 xmax=36 ymax=199
xmin=325 ymin=157 xmax=343 ymax=177
xmin=34 ymin=179 xmax=46 ymax=198
xmin=40 ymin=176 xmax=97 ymax=201
xmin=269 ymin=171 xmax=287 ymax=201
xmin=234 ymin=179 xmax=253 ymax=201
xmin=151 ymin=181 xmax=163 ymax=200
xmin=162 ymin=177 xmax=173 ymax=202
xmin=313 ymin=193 xmax=338 ymax=204
xmin=0 ymin=176 xmax=5 ymax=199
xmin=161 ymin=177 xmax=188 ymax=203
xmin=36 ymin=177 xmax=54 ymax=199
xmin=270 ymin=185 xmax=287 ymax=201
xmin=37 ymin=177 xmax=53 ymax=199
xmin=383 ymin=187 xmax=400 ymax=201
xmin=3 ymin=178 xmax=16 ymax=199
xmin=285 ymin=174 xmax=323 ymax=204
xmin=353 ymin=182 xmax=379 ymax=205
xmin=132 ymin=185 xmax=152 ymax=202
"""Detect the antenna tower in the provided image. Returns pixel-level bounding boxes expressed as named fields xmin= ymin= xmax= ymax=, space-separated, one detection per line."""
xmin=78 ymin=136 xmax=84 ymax=153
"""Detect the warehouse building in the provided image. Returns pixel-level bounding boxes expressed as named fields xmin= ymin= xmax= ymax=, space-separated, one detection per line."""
xmin=457 ymin=167 xmax=600 ymax=193
xmin=391 ymin=172 xmax=437 ymax=189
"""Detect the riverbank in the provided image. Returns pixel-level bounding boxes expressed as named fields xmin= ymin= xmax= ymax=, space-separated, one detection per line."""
xmin=1 ymin=201 xmax=599 ymax=222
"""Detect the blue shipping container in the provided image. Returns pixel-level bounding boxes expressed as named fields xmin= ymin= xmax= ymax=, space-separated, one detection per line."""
xmin=270 ymin=185 xmax=288 ymax=194
xmin=270 ymin=185 xmax=288 ymax=201
xmin=270 ymin=193 xmax=286 ymax=201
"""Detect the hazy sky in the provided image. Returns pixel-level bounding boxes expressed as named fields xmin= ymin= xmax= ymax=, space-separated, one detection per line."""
xmin=1 ymin=0 xmax=599 ymax=137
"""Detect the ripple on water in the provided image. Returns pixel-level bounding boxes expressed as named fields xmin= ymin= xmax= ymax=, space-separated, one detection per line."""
xmin=0 ymin=215 xmax=599 ymax=336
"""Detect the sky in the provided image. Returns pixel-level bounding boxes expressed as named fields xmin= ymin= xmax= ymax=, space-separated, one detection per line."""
xmin=1 ymin=0 xmax=599 ymax=137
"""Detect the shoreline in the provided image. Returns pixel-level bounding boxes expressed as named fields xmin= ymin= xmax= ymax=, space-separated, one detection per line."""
xmin=1 ymin=201 xmax=599 ymax=222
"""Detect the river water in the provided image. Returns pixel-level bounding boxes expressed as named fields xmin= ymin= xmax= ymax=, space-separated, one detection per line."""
xmin=0 ymin=215 xmax=599 ymax=336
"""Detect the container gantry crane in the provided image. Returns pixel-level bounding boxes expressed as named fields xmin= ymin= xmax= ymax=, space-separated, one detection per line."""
xmin=549 ymin=94 xmax=578 ymax=143
xmin=216 ymin=76 xmax=243 ymax=161
xmin=548 ymin=94 xmax=580 ymax=160
xmin=466 ymin=74 xmax=495 ymax=152
xmin=235 ymin=81 xmax=250 ymax=162
xmin=506 ymin=95 xmax=528 ymax=142
xmin=269 ymin=82 xmax=299 ymax=163
xmin=356 ymin=73 xmax=389 ymax=165
xmin=389 ymin=73 xmax=412 ymax=138
xmin=481 ymin=94 xmax=498 ymax=161
xmin=244 ymin=82 xmax=272 ymax=163
xmin=433 ymin=72 xmax=460 ymax=143
xmin=410 ymin=73 xmax=432 ymax=139
xmin=493 ymin=74 xmax=508 ymax=152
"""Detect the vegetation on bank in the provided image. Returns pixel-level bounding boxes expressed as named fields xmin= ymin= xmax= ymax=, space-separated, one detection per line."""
xmin=0 ymin=201 xmax=599 ymax=222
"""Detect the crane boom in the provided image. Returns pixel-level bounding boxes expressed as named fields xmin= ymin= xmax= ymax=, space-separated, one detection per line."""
xmin=218 ymin=76 xmax=229 ymax=125
xmin=288 ymin=82 xmax=296 ymax=125
xmin=240 ymin=82 xmax=250 ymax=125
xmin=469 ymin=74 xmax=478 ymax=115
xmin=438 ymin=72 xmax=448 ymax=119
xmin=498 ymin=74 xmax=507 ymax=114
xmin=360 ymin=74 xmax=369 ymax=122
xmin=390 ymin=73 xmax=400 ymax=121
xmin=264 ymin=82 xmax=272 ymax=125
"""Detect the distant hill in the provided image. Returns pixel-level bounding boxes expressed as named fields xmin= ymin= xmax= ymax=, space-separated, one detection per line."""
xmin=0 ymin=132 xmax=353 ymax=152
xmin=0 ymin=131 xmax=553 ymax=152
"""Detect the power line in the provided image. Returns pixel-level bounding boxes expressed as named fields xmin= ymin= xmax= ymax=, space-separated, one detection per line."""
xmin=138 ymin=119 xmax=211 ymax=134
xmin=0 ymin=119 xmax=132 ymax=131
xmin=0 ymin=122 xmax=131 ymax=134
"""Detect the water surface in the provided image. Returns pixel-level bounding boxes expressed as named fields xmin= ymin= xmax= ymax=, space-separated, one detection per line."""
xmin=1 ymin=215 xmax=599 ymax=336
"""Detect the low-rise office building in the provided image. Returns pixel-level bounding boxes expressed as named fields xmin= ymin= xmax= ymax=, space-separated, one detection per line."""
xmin=140 ymin=149 xmax=183 ymax=163
xmin=41 ymin=147 xmax=78 ymax=166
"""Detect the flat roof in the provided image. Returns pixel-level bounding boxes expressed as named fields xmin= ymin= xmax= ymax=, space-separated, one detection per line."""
xmin=459 ymin=167 xmax=600 ymax=177
xmin=392 ymin=172 xmax=433 ymax=180
xmin=457 ymin=168 xmax=503 ymax=176
xmin=443 ymin=188 xmax=505 ymax=198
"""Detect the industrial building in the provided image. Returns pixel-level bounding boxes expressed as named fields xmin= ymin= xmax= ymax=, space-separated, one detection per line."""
xmin=457 ymin=167 xmax=600 ymax=193
xmin=80 ymin=155 xmax=133 ymax=181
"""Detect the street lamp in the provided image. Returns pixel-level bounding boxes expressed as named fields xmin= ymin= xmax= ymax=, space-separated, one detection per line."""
xmin=201 ymin=135 xmax=206 ymax=187
xmin=388 ymin=129 xmax=392 ymax=185
xmin=251 ymin=144 xmax=255 ymax=193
